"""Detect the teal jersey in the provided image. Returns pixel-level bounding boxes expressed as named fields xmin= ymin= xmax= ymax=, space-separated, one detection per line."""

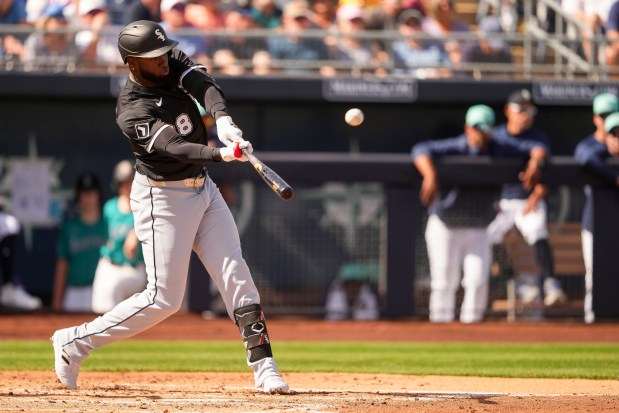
xmin=57 ymin=215 xmax=107 ymax=286
xmin=100 ymin=197 xmax=143 ymax=266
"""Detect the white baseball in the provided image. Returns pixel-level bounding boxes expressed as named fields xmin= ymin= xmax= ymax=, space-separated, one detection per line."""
xmin=345 ymin=108 xmax=364 ymax=127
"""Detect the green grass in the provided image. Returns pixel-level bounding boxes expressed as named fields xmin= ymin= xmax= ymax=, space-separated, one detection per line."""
xmin=1 ymin=340 xmax=618 ymax=380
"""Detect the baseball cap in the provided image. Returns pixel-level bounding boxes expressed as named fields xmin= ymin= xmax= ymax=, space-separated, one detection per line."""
xmin=161 ymin=0 xmax=187 ymax=13
xmin=398 ymin=9 xmax=423 ymax=26
xmin=113 ymin=160 xmax=135 ymax=184
xmin=79 ymin=0 xmax=106 ymax=16
xmin=507 ymin=89 xmax=533 ymax=105
xmin=604 ymin=112 xmax=619 ymax=133
xmin=42 ymin=4 xmax=66 ymax=19
xmin=478 ymin=16 xmax=505 ymax=49
xmin=75 ymin=172 xmax=101 ymax=194
xmin=465 ymin=104 xmax=495 ymax=132
xmin=337 ymin=4 xmax=364 ymax=21
xmin=593 ymin=92 xmax=619 ymax=116
xmin=338 ymin=262 xmax=379 ymax=283
xmin=283 ymin=0 xmax=310 ymax=19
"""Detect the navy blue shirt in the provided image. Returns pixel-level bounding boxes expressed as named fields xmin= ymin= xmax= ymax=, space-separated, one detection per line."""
xmin=411 ymin=133 xmax=543 ymax=227
xmin=574 ymin=134 xmax=619 ymax=232
xmin=493 ymin=124 xmax=551 ymax=200
xmin=607 ymin=1 xmax=619 ymax=33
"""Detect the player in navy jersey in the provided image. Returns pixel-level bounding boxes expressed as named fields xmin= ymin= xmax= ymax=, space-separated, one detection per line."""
xmin=412 ymin=104 xmax=548 ymax=323
xmin=574 ymin=93 xmax=619 ymax=323
xmin=487 ymin=89 xmax=567 ymax=309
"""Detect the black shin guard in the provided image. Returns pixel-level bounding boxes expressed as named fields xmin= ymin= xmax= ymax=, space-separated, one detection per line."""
xmin=234 ymin=304 xmax=273 ymax=363
xmin=534 ymin=239 xmax=555 ymax=280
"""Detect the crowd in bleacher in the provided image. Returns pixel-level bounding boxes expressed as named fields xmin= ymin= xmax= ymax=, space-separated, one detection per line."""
xmin=1 ymin=0 xmax=619 ymax=76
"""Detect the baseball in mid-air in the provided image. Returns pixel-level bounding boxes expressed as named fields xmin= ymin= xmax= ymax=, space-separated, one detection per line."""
xmin=345 ymin=108 xmax=364 ymax=126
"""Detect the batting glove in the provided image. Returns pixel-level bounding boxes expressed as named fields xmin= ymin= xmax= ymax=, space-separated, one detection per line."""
xmin=220 ymin=141 xmax=251 ymax=162
xmin=216 ymin=116 xmax=245 ymax=147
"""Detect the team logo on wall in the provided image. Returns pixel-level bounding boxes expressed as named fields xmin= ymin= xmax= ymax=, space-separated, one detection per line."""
xmin=135 ymin=123 xmax=150 ymax=138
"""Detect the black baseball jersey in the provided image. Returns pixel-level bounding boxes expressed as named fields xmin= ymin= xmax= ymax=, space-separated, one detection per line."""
xmin=116 ymin=49 xmax=223 ymax=181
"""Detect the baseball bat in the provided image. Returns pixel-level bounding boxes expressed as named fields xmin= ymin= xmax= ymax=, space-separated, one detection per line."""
xmin=236 ymin=146 xmax=294 ymax=201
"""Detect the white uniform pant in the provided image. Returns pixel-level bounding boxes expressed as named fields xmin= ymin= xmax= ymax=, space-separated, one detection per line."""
xmin=487 ymin=199 xmax=548 ymax=245
xmin=426 ymin=215 xmax=491 ymax=323
xmin=62 ymin=286 xmax=93 ymax=313
xmin=91 ymin=257 xmax=148 ymax=314
xmin=65 ymin=173 xmax=260 ymax=357
xmin=581 ymin=229 xmax=594 ymax=323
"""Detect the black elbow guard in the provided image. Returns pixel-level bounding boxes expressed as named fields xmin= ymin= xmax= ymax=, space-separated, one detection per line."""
xmin=178 ymin=65 xmax=224 ymax=102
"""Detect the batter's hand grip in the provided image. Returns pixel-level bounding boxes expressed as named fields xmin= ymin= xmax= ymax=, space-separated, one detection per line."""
xmin=233 ymin=142 xmax=242 ymax=158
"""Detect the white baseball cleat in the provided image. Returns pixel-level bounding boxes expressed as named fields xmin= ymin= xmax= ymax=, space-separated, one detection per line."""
xmin=258 ymin=375 xmax=289 ymax=394
xmin=51 ymin=329 xmax=81 ymax=390
xmin=543 ymin=278 xmax=567 ymax=307
xmin=1 ymin=283 xmax=42 ymax=310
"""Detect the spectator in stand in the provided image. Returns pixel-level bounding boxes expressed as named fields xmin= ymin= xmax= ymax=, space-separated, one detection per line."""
xmin=363 ymin=0 xmax=407 ymax=31
xmin=563 ymin=0 xmax=615 ymax=62
xmin=185 ymin=0 xmax=225 ymax=31
xmin=122 ymin=0 xmax=161 ymax=25
xmin=0 ymin=0 xmax=28 ymax=64
xmin=22 ymin=8 xmax=79 ymax=72
xmin=250 ymin=0 xmax=282 ymax=29
xmin=268 ymin=0 xmax=335 ymax=75
xmin=422 ymin=0 xmax=470 ymax=67
xmin=160 ymin=0 xmax=209 ymax=63
xmin=605 ymin=1 xmax=619 ymax=69
xmin=487 ymin=89 xmax=567 ymax=309
xmin=91 ymin=160 xmax=147 ymax=314
xmin=0 ymin=210 xmax=43 ymax=310
xmin=252 ymin=49 xmax=273 ymax=74
xmin=215 ymin=9 xmax=267 ymax=61
xmin=326 ymin=3 xmax=387 ymax=75
xmin=52 ymin=172 xmax=107 ymax=313
xmin=212 ymin=48 xmax=245 ymax=75
xmin=574 ymin=93 xmax=619 ymax=324
xmin=460 ymin=15 xmax=512 ymax=78
xmin=26 ymin=0 xmax=76 ymax=25
xmin=391 ymin=8 xmax=451 ymax=79
xmin=310 ymin=0 xmax=337 ymax=30
xmin=105 ymin=0 xmax=133 ymax=25
xmin=412 ymin=104 xmax=548 ymax=323
xmin=75 ymin=0 xmax=121 ymax=67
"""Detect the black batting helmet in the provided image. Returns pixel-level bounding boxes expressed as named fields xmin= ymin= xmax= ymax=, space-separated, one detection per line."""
xmin=118 ymin=20 xmax=179 ymax=63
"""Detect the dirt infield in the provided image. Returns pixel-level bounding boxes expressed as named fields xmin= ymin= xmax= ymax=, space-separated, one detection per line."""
xmin=1 ymin=312 xmax=619 ymax=412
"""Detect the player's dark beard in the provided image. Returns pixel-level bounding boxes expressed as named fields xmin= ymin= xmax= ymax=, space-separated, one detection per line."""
xmin=140 ymin=69 xmax=171 ymax=85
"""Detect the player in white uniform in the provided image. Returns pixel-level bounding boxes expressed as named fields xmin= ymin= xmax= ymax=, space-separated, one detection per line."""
xmin=487 ymin=89 xmax=566 ymax=307
xmin=412 ymin=105 xmax=548 ymax=323
xmin=91 ymin=160 xmax=147 ymax=314
xmin=51 ymin=20 xmax=289 ymax=394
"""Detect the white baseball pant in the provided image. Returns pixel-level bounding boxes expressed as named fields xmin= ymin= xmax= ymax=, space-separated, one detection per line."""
xmin=425 ymin=214 xmax=491 ymax=323
xmin=59 ymin=172 xmax=260 ymax=356
xmin=487 ymin=199 xmax=548 ymax=245
xmin=581 ymin=229 xmax=594 ymax=323
xmin=91 ymin=257 xmax=147 ymax=314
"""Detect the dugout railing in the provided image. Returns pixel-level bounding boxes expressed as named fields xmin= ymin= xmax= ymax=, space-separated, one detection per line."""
xmin=200 ymin=153 xmax=619 ymax=321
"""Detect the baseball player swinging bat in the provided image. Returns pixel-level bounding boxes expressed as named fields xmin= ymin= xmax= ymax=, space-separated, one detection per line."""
xmin=234 ymin=144 xmax=294 ymax=201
